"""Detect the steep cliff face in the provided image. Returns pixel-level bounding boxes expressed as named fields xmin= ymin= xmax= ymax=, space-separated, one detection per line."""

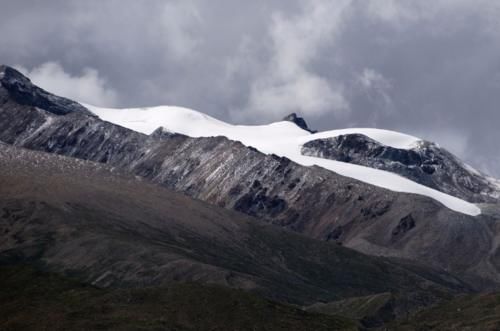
xmin=302 ymin=134 xmax=499 ymax=203
xmin=1 ymin=66 xmax=500 ymax=288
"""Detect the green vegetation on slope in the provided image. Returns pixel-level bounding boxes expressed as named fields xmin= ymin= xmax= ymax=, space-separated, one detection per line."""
xmin=392 ymin=293 xmax=500 ymax=330
xmin=306 ymin=293 xmax=394 ymax=328
xmin=0 ymin=265 xmax=357 ymax=331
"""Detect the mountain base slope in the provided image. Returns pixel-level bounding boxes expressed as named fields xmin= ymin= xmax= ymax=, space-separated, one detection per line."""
xmin=0 ymin=265 xmax=356 ymax=331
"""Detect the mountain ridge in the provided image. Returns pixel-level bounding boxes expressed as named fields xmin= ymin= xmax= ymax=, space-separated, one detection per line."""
xmin=1 ymin=65 xmax=500 ymax=289
xmin=85 ymin=102 xmax=493 ymax=213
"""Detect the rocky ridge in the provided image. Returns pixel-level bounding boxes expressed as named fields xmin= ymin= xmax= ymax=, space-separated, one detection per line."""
xmin=302 ymin=133 xmax=499 ymax=203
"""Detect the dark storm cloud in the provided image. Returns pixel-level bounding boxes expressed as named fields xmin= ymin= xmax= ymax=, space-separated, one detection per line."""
xmin=1 ymin=0 xmax=500 ymax=176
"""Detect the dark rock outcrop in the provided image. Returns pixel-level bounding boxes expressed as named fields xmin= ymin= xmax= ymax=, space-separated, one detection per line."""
xmin=392 ymin=214 xmax=416 ymax=238
xmin=302 ymin=133 xmax=500 ymax=203
xmin=282 ymin=113 xmax=316 ymax=133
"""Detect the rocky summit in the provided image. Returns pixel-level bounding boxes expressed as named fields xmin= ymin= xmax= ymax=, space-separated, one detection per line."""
xmin=0 ymin=66 xmax=93 ymax=116
xmin=282 ymin=112 xmax=317 ymax=132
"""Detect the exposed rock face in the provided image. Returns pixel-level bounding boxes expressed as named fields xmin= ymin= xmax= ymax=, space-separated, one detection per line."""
xmin=282 ymin=113 xmax=316 ymax=133
xmin=302 ymin=133 xmax=500 ymax=203
xmin=1 ymin=66 xmax=500 ymax=289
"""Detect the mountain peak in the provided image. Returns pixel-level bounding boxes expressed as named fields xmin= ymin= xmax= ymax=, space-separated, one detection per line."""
xmin=0 ymin=65 xmax=30 ymax=84
xmin=282 ymin=113 xmax=316 ymax=133
xmin=0 ymin=64 xmax=93 ymax=116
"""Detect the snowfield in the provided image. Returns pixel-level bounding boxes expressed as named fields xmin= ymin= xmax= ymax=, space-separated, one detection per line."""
xmin=85 ymin=104 xmax=481 ymax=216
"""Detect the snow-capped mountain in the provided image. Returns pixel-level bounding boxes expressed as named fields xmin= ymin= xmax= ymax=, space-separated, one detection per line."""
xmin=3 ymin=65 xmax=500 ymax=288
xmin=86 ymin=103 xmax=498 ymax=216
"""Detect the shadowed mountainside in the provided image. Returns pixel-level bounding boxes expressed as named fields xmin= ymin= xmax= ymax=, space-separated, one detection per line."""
xmin=0 ymin=143 xmax=470 ymax=313
xmin=391 ymin=292 xmax=500 ymax=330
xmin=0 ymin=265 xmax=357 ymax=331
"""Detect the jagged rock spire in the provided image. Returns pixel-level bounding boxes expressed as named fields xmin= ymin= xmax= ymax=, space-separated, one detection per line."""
xmin=282 ymin=113 xmax=316 ymax=133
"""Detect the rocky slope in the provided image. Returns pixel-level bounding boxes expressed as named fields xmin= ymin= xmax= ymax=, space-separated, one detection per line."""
xmin=302 ymin=133 xmax=500 ymax=203
xmin=0 ymin=143 xmax=470 ymax=320
xmin=1 ymin=65 xmax=500 ymax=289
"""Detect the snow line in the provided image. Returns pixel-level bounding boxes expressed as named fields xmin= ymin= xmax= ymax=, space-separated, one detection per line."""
xmin=85 ymin=104 xmax=481 ymax=216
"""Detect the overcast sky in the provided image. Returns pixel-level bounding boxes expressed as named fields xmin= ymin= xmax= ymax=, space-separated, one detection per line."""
xmin=2 ymin=0 xmax=500 ymax=176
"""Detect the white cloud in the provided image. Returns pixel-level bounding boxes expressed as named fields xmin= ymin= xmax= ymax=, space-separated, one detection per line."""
xmin=160 ymin=1 xmax=201 ymax=59
xmin=246 ymin=0 xmax=351 ymax=120
xmin=416 ymin=129 xmax=469 ymax=157
xmin=357 ymin=68 xmax=394 ymax=112
xmin=365 ymin=0 xmax=500 ymax=34
xmin=365 ymin=0 xmax=421 ymax=25
xmin=250 ymin=73 xmax=348 ymax=117
xmin=15 ymin=62 xmax=118 ymax=107
xmin=359 ymin=68 xmax=390 ymax=89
